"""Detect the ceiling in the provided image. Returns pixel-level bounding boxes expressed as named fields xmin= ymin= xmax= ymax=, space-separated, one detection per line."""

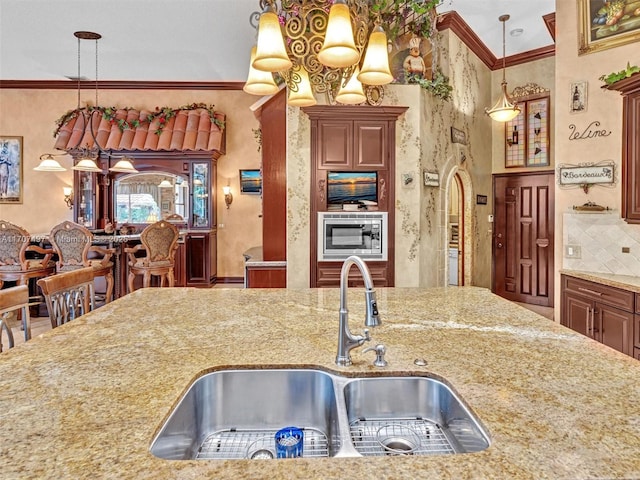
xmin=0 ymin=0 xmax=555 ymax=83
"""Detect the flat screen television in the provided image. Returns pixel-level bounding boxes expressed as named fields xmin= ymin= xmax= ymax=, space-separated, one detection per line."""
xmin=239 ymin=169 xmax=262 ymax=194
xmin=327 ymin=171 xmax=377 ymax=206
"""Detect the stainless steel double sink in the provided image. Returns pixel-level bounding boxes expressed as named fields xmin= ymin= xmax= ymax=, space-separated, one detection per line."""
xmin=150 ymin=368 xmax=490 ymax=460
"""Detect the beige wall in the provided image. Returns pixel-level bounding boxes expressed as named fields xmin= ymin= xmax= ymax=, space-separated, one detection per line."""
xmin=0 ymin=88 xmax=261 ymax=279
xmin=554 ymin=2 xmax=640 ymax=318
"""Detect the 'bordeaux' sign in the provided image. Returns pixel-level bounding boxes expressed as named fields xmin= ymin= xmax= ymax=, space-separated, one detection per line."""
xmin=558 ymin=163 xmax=615 ymax=186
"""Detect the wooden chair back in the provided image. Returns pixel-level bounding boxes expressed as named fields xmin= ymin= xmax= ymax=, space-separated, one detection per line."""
xmin=0 ymin=220 xmax=54 ymax=288
xmin=37 ymin=267 xmax=95 ymax=328
xmin=140 ymin=221 xmax=179 ymax=264
xmin=0 ymin=285 xmax=31 ymax=352
xmin=49 ymin=221 xmax=93 ymax=270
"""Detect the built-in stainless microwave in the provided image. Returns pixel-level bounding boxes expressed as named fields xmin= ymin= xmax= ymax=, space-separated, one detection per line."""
xmin=318 ymin=212 xmax=387 ymax=261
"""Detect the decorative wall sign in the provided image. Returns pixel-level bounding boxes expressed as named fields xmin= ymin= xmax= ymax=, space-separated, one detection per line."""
xmin=476 ymin=195 xmax=488 ymax=205
xmin=423 ymin=170 xmax=439 ymax=187
xmin=578 ymin=0 xmax=640 ymax=55
xmin=505 ymin=95 xmax=550 ymax=167
xmin=570 ymin=81 xmax=588 ymax=113
xmin=401 ymin=172 xmax=416 ymax=189
xmin=450 ymin=126 xmax=467 ymax=145
xmin=557 ymin=160 xmax=616 ymax=193
xmin=568 ymin=121 xmax=612 ymax=140
xmin=0 ymin=136 xmax=23 ymax=204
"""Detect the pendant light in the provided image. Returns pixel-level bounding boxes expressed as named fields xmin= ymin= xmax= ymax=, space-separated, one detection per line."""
xmin=485 ymin=15 xmax=520 ymax=122
xmin=287 ymin=67 xmax=317 ymax=107
xmin=335 ymin=67 xmax=366 ymax=105
xmin=34 ymin=153 xmax=68 ymax=172
xmin=243 ymin=45 xmax=279 ymax=96
xmin=109 ymin=156 xmax=138 ymax=173
xmin=317 ymin=0 xmax=360 ymax=69
xmin=358 ymin=25 xmax=393 ymax=86
xmin=252 ymin=4 xmax=292 ymax=72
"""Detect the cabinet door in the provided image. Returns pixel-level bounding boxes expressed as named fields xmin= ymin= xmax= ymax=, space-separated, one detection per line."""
xmin=622 ymin=92 xmax=640 ymax=222
xmin=75 ymin=171 xmax=98 ymax=229
xmin=597 ymin=303 xmax=634 ymax=355
xmin=354 ymin=121 xmax=387 ymax=169
xmin=562 ymin=291 xmax=592 ymax=338
xmin=318 ymin=121 xmax=352 ymax=169
xmin=186 ymin=233 xmax=209 ymax=285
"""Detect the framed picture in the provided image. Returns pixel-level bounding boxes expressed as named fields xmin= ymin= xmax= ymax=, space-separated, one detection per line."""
xmin=505 ymin=95 xmax=550 ymax=168
xmin=0 ymin=136 xmax=23 ymax=204
xmin=570 ymin=81 xmax=588 ymax=113
xmin=239 ymin=169 xmax=262 ymax=194
xmin=423 ymin=170 xmax=439 ymax=187
xmin=578 ymin=0 xmax=640 ymax=55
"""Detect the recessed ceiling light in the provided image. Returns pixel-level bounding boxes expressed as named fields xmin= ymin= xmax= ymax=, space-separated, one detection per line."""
xmin=510 ymin=28 xmax=524 ymax=37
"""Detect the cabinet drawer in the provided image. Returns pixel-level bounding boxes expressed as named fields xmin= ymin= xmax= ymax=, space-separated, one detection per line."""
xmin=317 ymin=262 xmax=388 ymax=287
xmin=635 ymin=348 xmax=640 ymax=361
xmin=562 ymin=275 xmax=635 ymax=312
xmin=635 ymin=315 xmax=640 ymax=348
xmin=636 ymin=293 xmax=640 ymax=314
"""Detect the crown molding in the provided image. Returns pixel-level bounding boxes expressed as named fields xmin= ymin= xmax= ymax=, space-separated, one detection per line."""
xmin=0 ymin=80 xmax=246 ymax=90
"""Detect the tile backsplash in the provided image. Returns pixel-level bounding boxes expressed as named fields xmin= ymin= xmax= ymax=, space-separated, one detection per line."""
xmin=563 ymin=212 xmax=640 ymax=276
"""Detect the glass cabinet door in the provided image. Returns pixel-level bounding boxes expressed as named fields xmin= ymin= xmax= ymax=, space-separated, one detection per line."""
xmin=191 ymin=162 xmax=210 ymax=228
xmin=76 ymin=171 xmax=96 ymax=229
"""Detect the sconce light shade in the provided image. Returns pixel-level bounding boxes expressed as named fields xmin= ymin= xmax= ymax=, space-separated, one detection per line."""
xmin=335 ymin=67 xmax=366 ymax=105
xmin=34 ymin=154 xmax=67 ymax=171
xmin=109 ymin=156 xmax=139 ymax=173
xmin=253 ymin=5 xmax=293 ymax=72
xmin=244 ymin=46 xmax=280 ymax=96
xmin=223 ymin=185 xmax=233 ymax=209
xmin=287 ymin=67 xmax=317 ymax=107
xmin=318 ymin=0 xmax=360 ymax=68
xmin=358 ymin=25 xmax=394 ymax=86
xmin=72 ymin=158 xmax=102 ymax=172
xmin=63 ymin=187 xmax=73 ymax=209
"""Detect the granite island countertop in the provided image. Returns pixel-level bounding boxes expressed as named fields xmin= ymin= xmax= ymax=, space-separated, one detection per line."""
xmin=1 ymin=287 xmax=639 ymax=479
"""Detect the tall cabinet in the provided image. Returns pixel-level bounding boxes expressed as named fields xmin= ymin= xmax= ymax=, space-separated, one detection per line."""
xmin=303 ymin=106 xmax=407 ymax=288
xmin=606 ymin=73 xmax=640 ymax=222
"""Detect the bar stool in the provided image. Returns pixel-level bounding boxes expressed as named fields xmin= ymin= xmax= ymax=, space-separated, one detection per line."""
xmin=125 ymin=220 xmax=179 ymax=292
xmin=0 ymin=285 xmax=31 ymax=351
xmin=37 ymin=267 xmax=95 ymax=328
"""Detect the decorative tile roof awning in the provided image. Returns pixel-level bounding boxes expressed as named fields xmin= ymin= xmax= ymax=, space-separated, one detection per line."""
xmin=54 ymin=107 xmax=226 ymax=154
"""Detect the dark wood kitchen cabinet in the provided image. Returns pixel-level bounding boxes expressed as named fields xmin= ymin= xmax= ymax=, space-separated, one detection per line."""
xmin=606 ymin=73 xmax=640 ymax=223
xmin=561 ymin=274 xmax=634 ymax=357
xmin=185 ymin=230 xmax=217 ymax=286
xmin=315 ymin=119 xmax=388 ymax=170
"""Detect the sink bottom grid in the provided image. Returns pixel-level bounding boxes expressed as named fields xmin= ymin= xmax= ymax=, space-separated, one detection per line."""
xmin=196 ymin=427 xmax=329 ymax=460
xmin=349 ymin=417 xmax=456 ymax=456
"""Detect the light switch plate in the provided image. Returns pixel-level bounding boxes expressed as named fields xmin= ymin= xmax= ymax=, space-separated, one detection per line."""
xmin=565 ymin=245 xmax=581 ymax=258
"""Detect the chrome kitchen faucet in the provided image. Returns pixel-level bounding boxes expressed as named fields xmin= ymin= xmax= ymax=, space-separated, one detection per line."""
xmin=335 ymin=256 xmax=381 ymax=366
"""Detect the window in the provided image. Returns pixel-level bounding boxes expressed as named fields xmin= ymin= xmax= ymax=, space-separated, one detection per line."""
xmin=505 ymin=95 xmax=550 ymax=168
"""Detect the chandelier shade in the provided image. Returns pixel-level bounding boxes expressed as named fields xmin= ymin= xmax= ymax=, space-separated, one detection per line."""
xmin=335 ymin=67 xmax=366 ymax=105
xmin=317 ymin=0 xmax=360 ymax=69
xmin=287 ymin=67 xmax=317 ymax=107
xmin=357 ymin=25 xmax=393 ymax=86
xmin=109 ymin=156 xmax=138 ymax=173
xmin=34 ymin=154 xmax=67 ymax=172
xmin=485 ymin=15 xmax=520 ymax=122
xmin=252 ymin=5 xmax=293 ymax=72
xmin=244 ymin=46 xmax=280 ymax=96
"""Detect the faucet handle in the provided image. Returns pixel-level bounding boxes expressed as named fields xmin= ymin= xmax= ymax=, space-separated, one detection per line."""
xmin=363 ymin=343 xmax=388 ymax=367
xmin=363 ymin=328 xmax=371 ymax=342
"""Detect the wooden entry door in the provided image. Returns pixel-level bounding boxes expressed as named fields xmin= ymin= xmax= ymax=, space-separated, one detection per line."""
xmin=493 ymin=172 xmax=554 ymax=306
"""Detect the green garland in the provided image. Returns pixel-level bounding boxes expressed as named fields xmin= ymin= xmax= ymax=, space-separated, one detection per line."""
xmin=54 ymin=102 xmax=225 ymax=138
xmin=599 ymin=62 xmax=640 ymax=85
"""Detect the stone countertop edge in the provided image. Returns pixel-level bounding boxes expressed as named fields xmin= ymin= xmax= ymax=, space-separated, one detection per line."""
xmin=0 ymin=286 xmax=638 ymax=480
xmin=561 ymin=268 xmax=640 ymax=292
xmin=243 ymin=246 xmax=287 ymax=267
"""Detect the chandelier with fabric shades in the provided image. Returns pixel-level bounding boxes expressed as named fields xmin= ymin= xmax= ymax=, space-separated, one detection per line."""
xmin=244 ymin=0 xmax=394 ymax=106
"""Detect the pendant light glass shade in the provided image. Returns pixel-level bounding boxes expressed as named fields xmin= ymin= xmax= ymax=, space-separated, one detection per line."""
xmin=358 ymin=25 xmax=393 ymax=86
xmin=253 ymin=5 xmax=293 ymax=72
xmin=485 ymin=15 xmax=520 ymax=122
xmin=335 ymin=67 xmax=366 ymax=105
xmin=317 ymin=0 xmax=360 ymax=69
xmin=287 ymin=67 xmax=317 ymax=107
xmin=244 ymin=46 xmax=279 ymax=96
xmin=72 ymin=158 xmax=102 ymax=172
xmin=109 ymin=156 xmax=138 ymax=173
xmin=158 ymin=179 xmax=173 ymax=188
xmin=34 ymin=154 xmax=67 ymax=171
xmin=486 ymin=81 xmax=521 ymax=122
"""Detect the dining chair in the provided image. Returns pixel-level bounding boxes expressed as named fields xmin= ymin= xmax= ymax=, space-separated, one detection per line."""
xmin=37 ymin=267 xmax=95 ymax=328
xmin=0 ymin=219 xmax=56 ymax=289
xmin=125 ymin=220 xmax=179 ymax=292
xmin=0 ymin=285 xmax=31 ymax=352
xmin=48 ymin=221 xmax=115 ymax=304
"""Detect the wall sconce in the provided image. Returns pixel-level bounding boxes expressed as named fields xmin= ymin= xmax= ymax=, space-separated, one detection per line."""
xmin=63 ymin=186 xmax=73 ymax=209
xmin=223 ymin=185 xmax=233 ymax=209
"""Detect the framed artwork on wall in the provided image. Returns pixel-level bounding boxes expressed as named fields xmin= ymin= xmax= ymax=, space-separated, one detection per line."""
xmin=505 ymin=96 xmax=550 ymax=168
xmin=0 ymin=136 xmax=23 ymax=204
xmin=578 ymin=0 xmax=640 ymax=55
xmin=570 ymin=81 xmax=588 ymax=113
xmin=239 ymin=169 xmax=262 ymax=194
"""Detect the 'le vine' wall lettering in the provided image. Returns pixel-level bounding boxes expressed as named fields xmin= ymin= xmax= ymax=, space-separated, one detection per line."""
xmin=568 ymin=121 xmax=612 ymax=140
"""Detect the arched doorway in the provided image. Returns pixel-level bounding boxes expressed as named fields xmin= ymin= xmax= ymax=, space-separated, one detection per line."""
xmin=447 ymin=173 xmax=464 ymax=285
